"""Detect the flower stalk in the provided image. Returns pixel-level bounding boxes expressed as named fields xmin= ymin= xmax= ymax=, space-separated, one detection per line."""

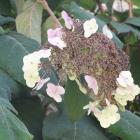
xmin=37 ymin=0 xmax=61 ymax=27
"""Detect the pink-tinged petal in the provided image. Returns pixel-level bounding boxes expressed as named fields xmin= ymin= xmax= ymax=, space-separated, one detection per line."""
xmin=47 ymin=28 xmax=66 ymax=49
xmin=46 ymin=83 xmax=65 ymax=102
xmin=47 ymin=28 xmax=62 ymax=38
xmin=85 ymin=75 xmax=98 ymax=95
xmin=53 ymin=94 xmax=62 ymax=103
xmin=61 ymin=11 xmax=73 ymax=30
xmin=56 ymin=86 xmax=65 ymax=95
xmin=105 ymin=98 xmax=110 ymax=106
xmin=34 ymin=77 xmax=50 ymax=90
xmin=46 ymin=83 xmax=56 ymax=98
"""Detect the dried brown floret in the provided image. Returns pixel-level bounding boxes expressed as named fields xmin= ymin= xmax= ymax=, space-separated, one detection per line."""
xmin=43 ymin=21 xmax=129 ymax=97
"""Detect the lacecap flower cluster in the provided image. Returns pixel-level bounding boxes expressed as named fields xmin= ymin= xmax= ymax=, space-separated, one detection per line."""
xmin=22 ymin=11 xmax=140 ymax=128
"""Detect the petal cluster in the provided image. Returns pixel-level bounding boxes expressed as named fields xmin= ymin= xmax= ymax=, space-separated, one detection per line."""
xmin=113 ymin=0 xmax=129 ymax=12
xmin=83 ymin=18 xmax=98 ymax=38
xmin=22 ymin=49 xmax=51 ymax=88
xmin=47 ymin=28 xmax=66 ymax=49
xmin=46 ymin=83 xmax=65 ymax=102
xmin=94 ymin=104 xmax=120 ymax=128
xmin=114 ymin=71 xmax=140 ymax=106
xmin=84 ymin=102 xmax=120 ymax=128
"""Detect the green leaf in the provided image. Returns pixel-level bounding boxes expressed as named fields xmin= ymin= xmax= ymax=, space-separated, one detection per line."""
xmin=0 ymin=32 xmax=40 ymax=85
xmin=0 ymin=97 xmax=33 ymax=140
xmin=108 ymin=111 xmax=140 ymax=140
xmin=125 ymin=17 xmax=140 ymax=27
xmin=133 ymin=0 xmax=140 ymax=8
xmin=16 ymin=0 xmax=43 ymax=43
xmin=79 ymin=0 xmax=95 ymax=10
xmin=64 ymin=78 xmax=89 ymax=121
xmin=63 ymin=1 xmax=124 ymax=49
xmin=0 ymin=26 xmax=4 ymax=34
xmin=0 ymin=69 xmax=22 ymax=100
xmin=0 ymin=97 xmax=17 ymax=113
xmin=10 ymin=0 xmax=25 ymax=14
xmin=0 ymin=0 xmax=13 ymax=16
xmin=0 ymin=15 xmax=15 ymax=26
xmin=42 ymin=111 xmax=109 ymax=140
xmin=13 ymin=96 xmax=44 ymax=140
xmin=130 ymin=47 xmax=140 ymax=85
xmin=110 ymin=21 xmax=140 ymax=38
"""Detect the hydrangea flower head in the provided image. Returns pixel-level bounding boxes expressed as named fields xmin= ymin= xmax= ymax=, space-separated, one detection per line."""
xmin=83 ymin=18 xmax=98 ymax=38
xmin=24 ymin=15 xmax=140 ymax=129
xmin=61 ymin=11 xmax=74 ymax=30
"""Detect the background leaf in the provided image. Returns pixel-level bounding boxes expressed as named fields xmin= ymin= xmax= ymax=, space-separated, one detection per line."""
xmin=16 ymin=0 xmax=43 ymax=43
xmin=0 ymin=15 xmax=15 ymax=26
xmin=125 ymin=17 xmax=140 ymax=27
xmin=0 ymin=0 xmax=13 ymax=16
xmin=0 ymin=69 xmax=22 ymax=100
xmin=108 ymin=111 xmax=140 ymax=140
xmin=64 ymin=78 xmax=89 ymax=121
xmin=0 ymin=32 xmax=40 ymax=85
xmin=111 ymin=21 xmax=140 ymax=38
xmin=42 ymin=111 xmax=109 ymax=140
xmin=13 ymin=96 xmax=44 ymax=140
xmin=0 ymin=97 xmax=33 ymax=140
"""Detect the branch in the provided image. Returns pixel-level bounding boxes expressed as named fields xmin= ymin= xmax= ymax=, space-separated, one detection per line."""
xmin=128 ymin=0 xmax=133 ymax=17
xmin=37 ymin=0 xmax=61 ymax=27
xmin=96 ymin=0 xmax=104 ymax=14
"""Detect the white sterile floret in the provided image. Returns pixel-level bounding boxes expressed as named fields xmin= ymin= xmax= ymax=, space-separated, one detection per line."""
xmin=101 ymin=3 xmax=108 ymax=11
xmin=114 ymin=70 xmax=140 ymax=106
xmin=103 ymin=25 xmax=113 ymax=39
xmin=22 ymin=49 xmax=51 ymax=88
xmin=113 ymin=0 xmax=129 ymax=12
xmin=24 ymin=70 xmax=40 ymax=88
xmin=117 ymin=71 xmax=134 ymax=87
xmin=37 ymin=49 xmax=51 ymax=59
xmin=115 ymin=85 xmax=140 ymax=106
xmin=83 ymin=18 xmax=98 ymax=38
xmin=94 ymin=104 xmax=120 ymax=128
